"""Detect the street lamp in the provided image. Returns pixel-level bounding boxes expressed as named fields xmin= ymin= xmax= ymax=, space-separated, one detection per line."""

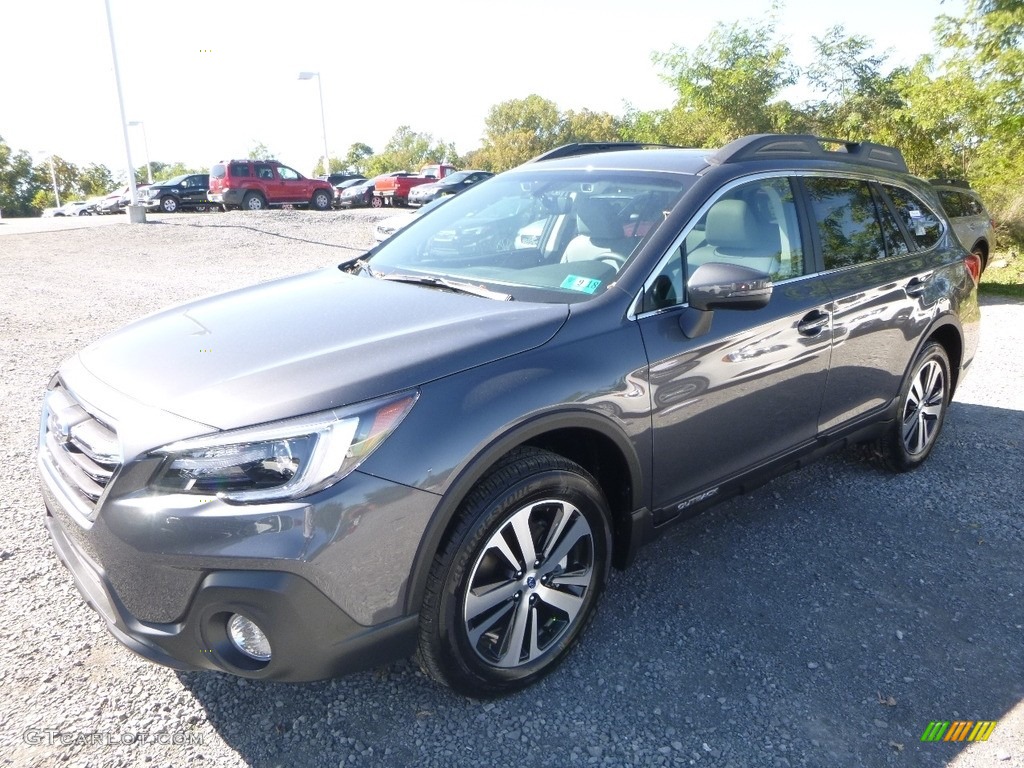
xmin=38 ymin=151 xmax=60 ymax=208
xmin=103 ymin=0 xmax=144 ymax=222
xmin=298 ymin=71 xmax=330 ymax=176
xmin=128 ymin=121 xmax=153 ymax=184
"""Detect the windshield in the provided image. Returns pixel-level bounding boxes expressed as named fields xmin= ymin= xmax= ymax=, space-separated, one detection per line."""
xmin=438 ymin=171 xmax=471 ymax=185
xmin=366 ymin=169 xmax=690 ymax=302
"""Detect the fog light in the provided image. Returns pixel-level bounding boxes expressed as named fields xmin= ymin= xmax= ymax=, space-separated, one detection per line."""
xmin=227 ymin=613 xmax=272 ymax=661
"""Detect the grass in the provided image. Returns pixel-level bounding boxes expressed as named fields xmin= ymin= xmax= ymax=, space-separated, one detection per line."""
xmin=979 ymin=248 xmax=1024 ymax=298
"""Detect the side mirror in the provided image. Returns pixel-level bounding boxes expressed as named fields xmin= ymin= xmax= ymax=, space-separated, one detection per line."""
xmin=687 ymin=262 xmax=772 ymax=312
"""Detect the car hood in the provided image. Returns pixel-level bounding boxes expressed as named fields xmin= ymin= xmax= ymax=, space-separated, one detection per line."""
xmin=77 ymin=267 xmax=568 ymax=430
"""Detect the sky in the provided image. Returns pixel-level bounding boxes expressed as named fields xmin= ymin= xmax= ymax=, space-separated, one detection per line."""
xmin=0 ymin=0 xmax=959 ymax=181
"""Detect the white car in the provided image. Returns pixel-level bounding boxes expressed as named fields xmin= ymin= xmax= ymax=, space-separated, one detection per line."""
xmin=57 ymin=200 xmax=95 ymax=217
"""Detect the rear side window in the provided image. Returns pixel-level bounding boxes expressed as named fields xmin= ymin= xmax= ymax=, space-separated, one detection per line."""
xmin=882 ymin=185 xmax=942 ymax=250
xmin=962 ymin=193 xmax=985 ymax=216
xmin=804 ymin=177 xmax=886 ymax=268
xmin=229 ymin=162 xmax=251 ymax=178
xmin=211 ymin=164 xmax=226 ymax=179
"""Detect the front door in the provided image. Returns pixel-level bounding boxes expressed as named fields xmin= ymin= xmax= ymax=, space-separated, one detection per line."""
xmin=636 ymin=176 xmax=833 ymax=514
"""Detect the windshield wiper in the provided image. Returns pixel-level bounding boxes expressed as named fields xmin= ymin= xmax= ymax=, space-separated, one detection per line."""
xmin=379 ymin=273 xmax=513 ymax=301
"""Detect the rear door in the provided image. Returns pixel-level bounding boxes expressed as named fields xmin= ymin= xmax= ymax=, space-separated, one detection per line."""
xmin=637 ymin=175 xmax=834 ymax=514
xmin=801 ymin=176 xmax=939 ymax=431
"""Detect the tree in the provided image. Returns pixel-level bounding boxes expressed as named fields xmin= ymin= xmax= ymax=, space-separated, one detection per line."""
xmin=248 ymin=142 xmax=276 ymax=160
xmin=652 ymin=12 xmax=797 ymax=144
xmin=475 ymin=95 xmax=563 ymax=170
xmin=363 ymin=126 xmax=457 ymax=176
xmin=0 ymin=136 xmax=44 ymax=216
xmin=342 ymin=142 xmax=374 ymax=175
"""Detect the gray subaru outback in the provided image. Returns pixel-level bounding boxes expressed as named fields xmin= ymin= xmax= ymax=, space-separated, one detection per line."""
xmin=39 ymin=134 xmax=981 ymax=697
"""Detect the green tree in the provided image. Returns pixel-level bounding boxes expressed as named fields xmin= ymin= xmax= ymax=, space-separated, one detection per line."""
xmin=363 ymin=126 xmax=457 ymax=176
xmin=475 ymin=95 xmax=563 ymax=170
xmin=343 ymin=142 xmax=374 ymax=175
xmin=79 ymin=163 xmax=115 ymax=197
xmin=653 ymin=11 xmax=796 ymax=144
xmin=0 ymin=136 xmax=44 ymax=216
xmin=248 ymin=142 xmax=276 ymax=160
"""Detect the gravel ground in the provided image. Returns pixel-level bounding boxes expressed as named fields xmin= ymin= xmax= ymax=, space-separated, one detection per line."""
xmin=1 ymin=210 xmax=1021 ymax=768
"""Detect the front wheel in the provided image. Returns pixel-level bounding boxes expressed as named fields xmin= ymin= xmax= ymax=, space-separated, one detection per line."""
xmin=311 ymin=190 xmax=332 ymax=211
xmin=417 ymin=448 xmax=611 ymax=697
xmin=874 ymin=341 xmax=951 ymax=471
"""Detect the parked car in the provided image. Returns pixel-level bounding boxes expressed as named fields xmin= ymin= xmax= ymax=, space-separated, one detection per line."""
xmin=117 ymin=184 xmax=151 ymax=211
xmin=143 ymin=174 xmax=213 ymax=213
xmin=95 ymin=187 xmax=129 ymax=215
xmin=321 ymin=172 xmax=365 ymax=187
xmin=57 ymin=200 xmax=94 ymax=217
xmin=407 ymin=170 xmax=494 ymax=207
xmin=931 ymin=179 xmax=996 ymax=272
xmin=336 ymin=173 xmax=408 ymax=209
xmin=373 ymin=195 xmax=453 ymax=242
xmin=39 ymin=134 xmax=980 ymax=698
xmin=333 ymin=177 xmax=370 ymax=207
xmin=208 ymin=160 xmax=334 ymax=211
xmin=373 ymin=163 xmax=458 ymax=207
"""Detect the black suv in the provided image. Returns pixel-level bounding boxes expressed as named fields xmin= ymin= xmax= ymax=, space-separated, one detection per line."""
xmin=142 ymin=174 xmax=212 ymax=213
xmin=39 ymin=134 xmax=980 ymax=697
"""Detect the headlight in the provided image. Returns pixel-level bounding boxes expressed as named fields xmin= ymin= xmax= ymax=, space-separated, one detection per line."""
xmin=148 ymin=392 xmax=418 ymax=502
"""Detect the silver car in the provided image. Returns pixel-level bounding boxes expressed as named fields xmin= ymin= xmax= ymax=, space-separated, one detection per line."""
xmin=932 ymin=179 xmax=996 ymax=272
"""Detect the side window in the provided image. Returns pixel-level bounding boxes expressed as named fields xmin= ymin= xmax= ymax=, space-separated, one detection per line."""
xmin=937 ymin=190 xmax=965 ymax=218
xmin=882 ymin=185 xmax=942 ymax=250
xmin=254 ymin=163 xmax=274 ymax=180
xmin=805 ymin=177 xmax=886 ymax=268
xmin=278 ymin=166 xmax=300 ymax=181
xmin=642 ymin=177 xmax=803 ymax=312
xmin=229 ymin=162 xmax=250 ymax=178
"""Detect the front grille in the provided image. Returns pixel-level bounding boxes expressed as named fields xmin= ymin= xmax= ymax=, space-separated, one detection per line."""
xmin=40 ymin=384 xmax=121 ymax=523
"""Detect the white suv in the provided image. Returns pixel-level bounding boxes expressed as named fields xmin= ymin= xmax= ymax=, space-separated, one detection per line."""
xmin=932 ymin=179 xmax=996 ymax=272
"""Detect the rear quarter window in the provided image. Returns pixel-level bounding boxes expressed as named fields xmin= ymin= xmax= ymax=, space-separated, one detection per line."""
xmin=882 ymin=185 xmax=943 ymax=250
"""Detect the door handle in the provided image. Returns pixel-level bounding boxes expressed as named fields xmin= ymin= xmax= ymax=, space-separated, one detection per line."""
xmin=797 ymin=310 xmax=830 ymax=336
xmin=905 ymin=274 xmax=932 ymax=297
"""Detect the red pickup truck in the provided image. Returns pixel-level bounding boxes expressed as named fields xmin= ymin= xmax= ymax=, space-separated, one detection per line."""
xmin=373 ymin=164 xmax=458 ymax=207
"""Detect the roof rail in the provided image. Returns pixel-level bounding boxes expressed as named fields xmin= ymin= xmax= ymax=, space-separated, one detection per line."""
xmin=708 ymin=134 xmax=908 ymax=173
xmin=929 ymin=178 xmax=971 ymax=189
xmin=531 ymin=142 xmax=678 ymax=163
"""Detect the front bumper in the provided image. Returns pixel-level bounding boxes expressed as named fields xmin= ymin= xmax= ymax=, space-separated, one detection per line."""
xmin=44 ymin=504 xmax=417 ymax=680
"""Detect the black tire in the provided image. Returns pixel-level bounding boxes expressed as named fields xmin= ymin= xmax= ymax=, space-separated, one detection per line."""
xmin=242 ymin=192 xmax=266 ymax=211
xmin=370 ymin=195 xmax=384 ymax=209
xmin=874 ymin=341 xmax=951 ymax=472
xmin=194 ymin=204 xmax=208 ymax=213
xmin=160 ymin=196 xmax=178 ymax=213
xmin=311 ymin=189 xmax=332 ymax=211
xmin=417 ymin=447 xmax=611 ymax=697
xmin=77 ymin=210 xmax=90 ymax=216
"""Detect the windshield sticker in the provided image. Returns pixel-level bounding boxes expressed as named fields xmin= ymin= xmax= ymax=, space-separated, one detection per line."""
xmin=560 ymin=275 xmax=602 ymax=294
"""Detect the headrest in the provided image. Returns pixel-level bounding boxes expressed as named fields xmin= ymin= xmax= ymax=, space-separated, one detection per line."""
xmin=705 ymin=199 xmax=759 ymax=250
xmin=576 ymin=197 xmax=623 ymax=241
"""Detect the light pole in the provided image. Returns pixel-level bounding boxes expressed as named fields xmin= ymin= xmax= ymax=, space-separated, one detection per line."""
xmin=103 ymin=0 xmax=144 ymax=222
xmin=38 ymin=151 xmax=60 ymax=208
xmin=128 ymin=121 xmax=153 ymax=184
xmin=298 ymin=71 xmax=330 ymax=176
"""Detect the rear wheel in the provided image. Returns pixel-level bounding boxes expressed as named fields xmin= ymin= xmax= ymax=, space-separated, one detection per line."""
xmin=194 ymin=204 xmax=208 ymax=213
xmin=874 ymin=341 xmax=951 ymax=471
xmin=370 ymin=195 xmax=384 ymax=209
xmin=311 ymin=190 xmax=332 ymax=211
xmin=242 ymin=192 xmax=266 ymax=211
xmin=417 ymin=448 xmax=611 ymax=697
xmin=160 ymin=196 xmax=178 ymax=213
